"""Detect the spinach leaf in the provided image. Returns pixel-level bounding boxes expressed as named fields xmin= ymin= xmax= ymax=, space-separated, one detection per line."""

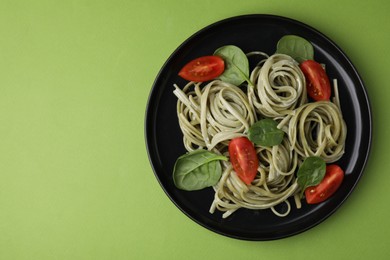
xmin=248 ymin=119 xmax=284 ymax=147
xmin=296 ymin=156 xmax=326 ymax=197
xmin=173 ymin=150 xmax=228 ymax=191
xmin=276 ymin=35 xmax=314 ymax=63
xmin=214 ymin=45 xmax=252 ymax=86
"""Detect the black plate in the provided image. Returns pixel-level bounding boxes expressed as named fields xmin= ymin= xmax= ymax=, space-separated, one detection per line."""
xmin=145 ymin=14 xmax=372 ymax=240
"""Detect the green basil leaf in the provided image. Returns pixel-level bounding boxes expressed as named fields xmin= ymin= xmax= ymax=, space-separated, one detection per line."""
xmin=248 ymin=119 xmax=284 ymax=147
xmin=276 ymin=35 xmax=314 ymax=63
xmin=214 ymin=45 xmax=251 ymax=86
xmin=173 ymin=150 xmax=228 ymax=191
xmin=296 ymin=156 xmax=326 ymax=197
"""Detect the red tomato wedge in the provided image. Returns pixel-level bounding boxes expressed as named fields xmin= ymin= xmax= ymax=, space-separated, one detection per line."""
xmin=305 ymin=164 xmax=344 ymax=204
xmin=300 ymin=60 xmax=331 ymax=101
xmin=178 ymin=56 xmax=225 ymax=82
xmin=228 ymin=137 xmax=259 ymax=185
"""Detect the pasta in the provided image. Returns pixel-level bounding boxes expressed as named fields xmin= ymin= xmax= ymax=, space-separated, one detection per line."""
xmin=173 ymin=51 xmax=346 ymax=218
xmin=173 ymin=80 xmax=255 ymax=152
xmin=248 ymin=53 xmax=308 ymax=117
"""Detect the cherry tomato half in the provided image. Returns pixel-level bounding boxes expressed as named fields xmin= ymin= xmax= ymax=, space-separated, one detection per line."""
xmin=178 ymin=56 xmax=225 ymax=82
xmin=305 ymin=164 xmax=344 ymax=204
xmin=228 ymin=137 xmax=259 ymax=185
xmin=300 ymin=60 xmax=331 ymax=101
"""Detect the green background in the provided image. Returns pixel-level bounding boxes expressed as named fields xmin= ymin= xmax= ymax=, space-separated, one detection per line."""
xmin=0 ymin=0 xmax=388 ymax=259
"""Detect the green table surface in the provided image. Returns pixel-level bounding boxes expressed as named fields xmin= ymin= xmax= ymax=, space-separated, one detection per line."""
xmin=0 ymin=0 xmax=388 ymax=259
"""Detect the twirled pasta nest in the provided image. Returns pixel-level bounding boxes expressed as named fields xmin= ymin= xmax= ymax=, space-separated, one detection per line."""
xmin=283 ymin=101 xmax=347 ymax=163
xmin=174 ymin=80 xmax=256 ymax=152
xmin=248 ymin=53 xmax=308 ymax=117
